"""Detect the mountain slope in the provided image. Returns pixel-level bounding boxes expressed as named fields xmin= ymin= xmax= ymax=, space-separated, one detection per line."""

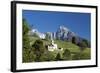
xmin=28 ymin=25 xmax=89 ymax=45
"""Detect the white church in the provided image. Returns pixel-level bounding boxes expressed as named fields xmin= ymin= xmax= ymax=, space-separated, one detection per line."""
xmin=47 ymin=40 xmax=58 ymax=51
xmin=47 ymin=33 xmax=63 ymax=51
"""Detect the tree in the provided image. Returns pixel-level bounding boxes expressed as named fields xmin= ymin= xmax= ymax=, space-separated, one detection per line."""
xmin=81 ymin=41 xmax=87 ymax=50
xmin=39 ymin=51 xmax=55 ymax=61
xmin=72 ymin=36 xmax=76 ymax=44
xmin=55 ymin=53 xmax=62 ymax=61
xmin=63 ymin=49 xmax=71 ymax=60
xmin=32 ymin=39 xmax=46 ymax=62
xmin=22 ymin=18 xmax=35 ymax=62
xmin=77 ymin=40 xmax=87 ymax=51
xmin=46 ymin=51 xmax=55 ymax=61
xmin=23 ymin=18 xmax=30 ymax=35
xmin=23 ymin=35 xmax=30 ymax=49
xmin=23 ymin=48 xmax=35 ymax=62
xmin=23 ymin=18 xmax=30 ymax=49
xmin=82 ymin=39 xmax=90 ymax=48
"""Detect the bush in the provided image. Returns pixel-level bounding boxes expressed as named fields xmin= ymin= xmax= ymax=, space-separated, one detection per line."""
xmin=78 ymin=41 xmax=87 ymax=51
xmin=62 ymin=49 xmax=71 ymax=60
xmin=23 ymin=18 xmax=30 ymax=49
xmin=77 ymin=39 xmax=90 ymax=51
xmin=46 ymin=51 xmax=55 ymax=61
xmin=23 ymin=18 xmax=34 ymax=62
xmin=32 ymin=39 xmax=46 ymax=62
xmin=39 ymin=51 xmax=55 ymax=61
xmin=55 ymin=53 xmax=62 ymax=61
xmin=23 ymin=18 xmax=30 ymax=35
xmin=23 ymin=48 xmax=35 ymax=62
xmin=23 ymin=35 xmax=30 ymax=49
xmin=83 ymin=39 xmax=90 ymax=48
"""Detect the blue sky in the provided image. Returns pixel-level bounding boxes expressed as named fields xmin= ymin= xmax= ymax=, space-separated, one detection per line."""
xmin=22 ymin=10 xmax=91 ymax=40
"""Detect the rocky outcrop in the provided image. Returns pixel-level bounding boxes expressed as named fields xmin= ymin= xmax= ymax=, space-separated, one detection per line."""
xmin=29 ymin=25 xmax=85 ymax=44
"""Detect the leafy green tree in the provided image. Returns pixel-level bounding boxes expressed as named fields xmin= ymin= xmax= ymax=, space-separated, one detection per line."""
xmin=32 ymin=39 xmax=46 ymax=62
xmin=22 ymin=18 xmax=36 ymax=62
xmin=23 ymin=18 xmax=30 ymax=35
xmin=23 ymin=35 xmax=30 ymax=49
xmin=23 ymin=48 xmax=35 ymax=62
xmin=23 ymin=18 xmax=30 ymax=49
xmin=63 ymin=49 xmax=71 ymax=60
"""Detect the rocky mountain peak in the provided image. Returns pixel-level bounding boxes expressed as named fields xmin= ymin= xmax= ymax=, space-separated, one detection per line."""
xmin=59 ymin=25 xmax=69 ymax=31
xmin=58 ymin=25 xmax=69 ymax=33
xmin=29 ymin=25 xmax=83 ymax=44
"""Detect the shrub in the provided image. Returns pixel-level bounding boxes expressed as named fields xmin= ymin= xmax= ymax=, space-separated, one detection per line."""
xmin=78 ymin=41 xmax=87 ymax=51
xmin=23 ymin=18 xmax=34 ymax=62
xmin=83 ymin=39 xmax=90 ymax=48
xmin=63 ymin=49 xmax=71 ymax=60
xmin=23 ymin=18 xmax=30 ymax=35
xmin=55 ymin=53 xmax=62 ymax=61
xmin=39 ymin=51 xmax=55 ymax=61
xmin=23 ymin=18 xmax=30 ymax=49
xmin=46 ymin=51 xmax=55 ymax=61
xmin=32 ymin=39 xmax=46 ymax=62
xmin=23 ymin=48 xmax=35 ymax=62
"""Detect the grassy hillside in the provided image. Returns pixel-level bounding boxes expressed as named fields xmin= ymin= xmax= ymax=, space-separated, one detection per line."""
xmin=55 ymin=40 xmax=81 ymax=53
xmin=27 ymin=37 xmax=91 ymax=61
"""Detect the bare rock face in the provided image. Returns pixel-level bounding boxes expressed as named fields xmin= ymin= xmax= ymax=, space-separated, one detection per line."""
xmin=56 ymin=25 xmax=83 ymax=44
xmin=56 ymin=26 xmax=69 ymax=40
xmin=28 ymin=29 xmax=46 ymax=39
xmin=56 ymin=26 xmax=74 ymax=40
xmin=29 ymin=25 xmax=84 ymax=44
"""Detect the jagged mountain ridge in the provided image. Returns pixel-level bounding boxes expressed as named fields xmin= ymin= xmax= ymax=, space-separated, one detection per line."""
xmin=28 ymin=25 xmax=83 ymax=44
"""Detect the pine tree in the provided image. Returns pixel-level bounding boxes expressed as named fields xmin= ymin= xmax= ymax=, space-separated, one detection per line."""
xmin=55 ymin=53 xmax=61 ymax=61
xmin=63 ymin=49 xmax=71 ymax=60
xmin=72 ymin=36 xmax=76 ymax=44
